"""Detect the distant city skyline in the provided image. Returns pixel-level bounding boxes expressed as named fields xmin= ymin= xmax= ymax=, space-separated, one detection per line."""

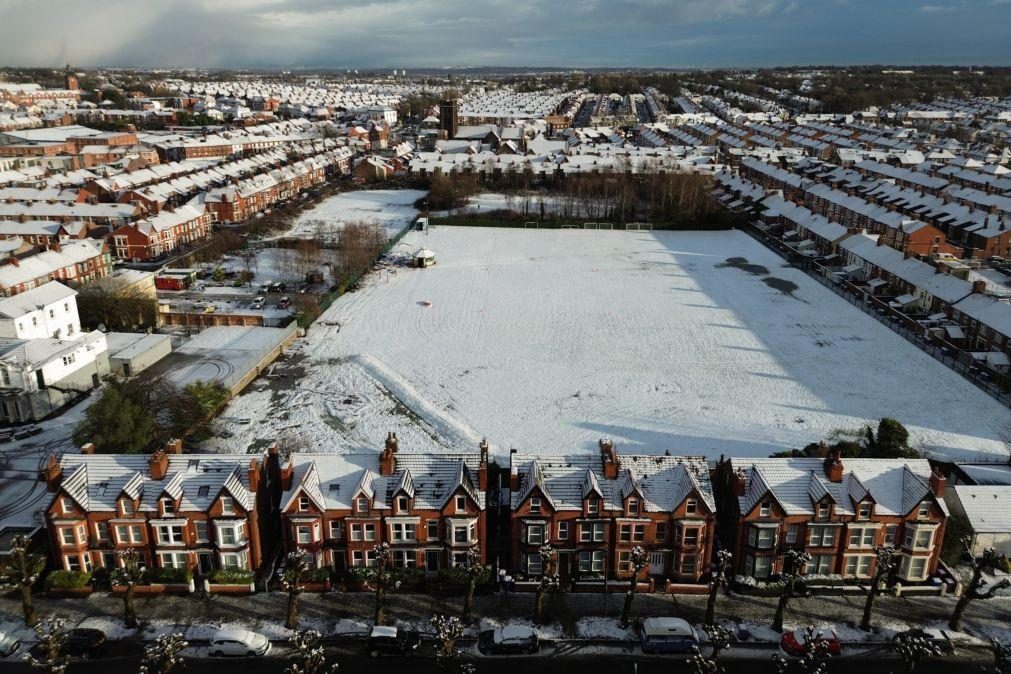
xmin=1 ymin=0 xmax=1010 ymax=70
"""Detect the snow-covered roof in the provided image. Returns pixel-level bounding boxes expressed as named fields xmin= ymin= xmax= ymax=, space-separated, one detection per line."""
xmin=0 ymin=280 xmax=76 ymax=318
xmin=951 ymin=485 xmax=1011 ymax=533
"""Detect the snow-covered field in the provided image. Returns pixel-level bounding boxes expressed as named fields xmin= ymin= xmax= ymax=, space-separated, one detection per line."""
xmin=207 ymin=227 xmax=1009 ymax=460
xmin=281 ymin=189 xmax=426 ymax=239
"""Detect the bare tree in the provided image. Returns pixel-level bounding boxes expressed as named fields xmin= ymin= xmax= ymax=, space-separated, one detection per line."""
xmin=110 ymin=548 xmax=146 ymax=628
xmin=371 ymin=542 xmax=400 ymax=625
xmin=431 ymin=613 xmax=465 ymax=660
xmin=0 ymin=534 xmax=45 ymax=626
xmin=619 ymin=545 xmax=649 ymax=627
xmin=279 ymin=551 xmax=310 ymax=630
xmin=689 ymin=624 xmax=735 ymax=674
xmin=770 ymin=626 xmax=831 ymax=674
xmin=24 ymin=616 xmax=69 ymax=674
xmin=773 ymin=550 xmax=812 ymax=633
xmin=990 ymin=637 xmax=1010 ymax=673
xmin=949 ymin=538 xmax=1011 ymax=630
xmin=139 ymin=633 xmax=188 ymax=674
xmin=860 ymin=545 xmax=898 ymax=631
xmin=461 ymin=543 xmax=483 ymax=623
xmin=533 ymin=543 xmax=559 ymax=625
xmin=705 ymin=550 xmax=732 ymax=626
xmin=285 ymin=629 xmax=338 ymax=674
xmin=894 ymin=632 xmax=945 ymax=674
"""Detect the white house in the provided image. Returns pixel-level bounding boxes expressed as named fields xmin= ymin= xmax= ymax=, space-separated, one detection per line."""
xmin=0 ymin=281 xmax=108 ymax=422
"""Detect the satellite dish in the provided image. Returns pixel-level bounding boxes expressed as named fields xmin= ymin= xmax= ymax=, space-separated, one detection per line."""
xmin=96 ymin=323 xmax=107 ymax=332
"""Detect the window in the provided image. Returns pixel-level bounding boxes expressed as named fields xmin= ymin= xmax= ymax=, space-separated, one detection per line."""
xmin=356 ymin=497 xmax=369 ymax=513
xmin=858 ymin=502 xmax=872 ymax=520
xmin=59 ymin=497 xmax=74 ymax=514
xmin=523 ymin=522 xmax=544 ymax=544
xmin=578 ymin=550 xmax=605 ymax=573
xmin=759 ymin=501 xmax=772 ymax=517
xmin=194 ymin=521 xmax=209 ymax=543
xmin=453 ymin=524 xmax=472 ymax=544
xmin=906 ymin=556 xmax=928 ymax=580
xmin=917 ymin=501 xmax=931 ymax=518
xmin=159 ymin=552 xmax=188 ymax=569
xmin=558 ymin=521 xmax=569 ymax=541
xmin=627 ymin=498 xmax=639 ymax=516
xmin=685 ymin=498 xmax=697 ymax=515
xmin=526 ymin=553 xmax=543 ymax=576
xmin=161 ymin=498 xmax=175 ymax=515
xmin=121 ymin=499 xmax=135 ymax=516
xmin=844 ymin=555 xmax=873 ymax=578
xmin=656 ymin=522 xmax=667 ymax=542
xmin=748 ymin=555 xmax=772 ymax=579
xmin=619 ymin=523 xmax=631 ymax=543
xmin=220 ymin=497 xmax=235 ymax=515
xmin=296 ymin=526 xmax=312 ymax=544
xmin=785 ymin=524 xmax=798 ymax=544
xmin=455 ymin=495 xmax=467 ymax=512
xmin=580 ymin=522 xmax=605 ymax=542
xmin=633 ymin=524 xmax=645 ymax=542
xmin=529 ymin=497 xmax=541 ymax=514
xmin=221 ymin=553 xmax=246 ymax=570
xmin=808 ymin=525 xmax=836 ymax=547
xmin=329 ymin=521 xmax=342 ymax=540
xmin=62 ymin=353 xmax=76 ymax=367
xmin=391 ymin=522 xmax=416 ymax=542
xmin=95 ymin=522 xmax=110 ymax=543
xmin=848 ymin=527 xmax=876 ymax=548
xmin=680 ymin=555 xmax=697 ymax=575
xmin=682 ymin=527 xmax=699 ymax=546
xmin=914 ymin=529 xmax=933 ymax=549
xmin=748 ymin=526 xmax=776 ymax=549
xmin=298 ymin=496 xmax=310 ymax=512
xmin=586 ymin=497 xmax=599 ymax=515
xmin=116 ymin=525 xmax=143 ymax=544
xmin=156 ymin=525 xmax=184 ymax=545
xmin=392 ymin=550 xmax=416 ymax=568
xmin=806 ymin=554 xmax=833 ymax=574
xmin=397 ymin=496 xmax=409 ymax=512
xmin=426 ymin=519 xmax=439 ymax=540
xmin=363 ymin=523 xmax=376 ymax=541
xmin=817 ymin=502 xmax=830 ymax=521
xmin=60 ymin=527 xmax=76 ymax=545
xmin=618 ymin=550 xmax=631 ymax=573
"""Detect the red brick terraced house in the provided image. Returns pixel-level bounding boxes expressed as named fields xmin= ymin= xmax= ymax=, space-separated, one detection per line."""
xmin=276 ymin=434 xmax=488 ymax=574
xmin=41 ymin=441 xmax=266 ymax=577
xmin=509 ymin=441 xmax=716 ymax=587
xmin=109 ymin=203 xmax=212 ymax=261
xmin=716 ymin=453 xmax=948 ymax=583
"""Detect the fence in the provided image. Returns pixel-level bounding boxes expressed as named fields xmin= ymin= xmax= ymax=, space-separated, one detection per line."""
xmin=740 ymin=223 xmax=1011 ymax=407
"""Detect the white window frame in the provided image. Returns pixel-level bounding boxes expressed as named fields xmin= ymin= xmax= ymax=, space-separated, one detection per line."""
xmin=558 ymin=521 xmax=569 ymax=540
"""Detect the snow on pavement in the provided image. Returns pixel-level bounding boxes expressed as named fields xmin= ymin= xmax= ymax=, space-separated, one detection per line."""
xmin=208 ymin=227 xmax=1009 ymax=460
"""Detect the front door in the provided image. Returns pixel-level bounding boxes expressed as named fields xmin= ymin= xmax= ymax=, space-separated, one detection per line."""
xmin=197 ymin=552 xmax=214 ymax=575
xmin=425 ymin=549 xmax=441 ymax=573
xmin=649 ymin=551 xmax=667 ymax=575
xmin=557 ymin=552 xmax=572 ymax=583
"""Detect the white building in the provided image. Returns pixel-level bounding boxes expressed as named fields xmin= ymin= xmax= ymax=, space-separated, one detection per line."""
xmin=0 ymin=281 xmax=109 ymax=422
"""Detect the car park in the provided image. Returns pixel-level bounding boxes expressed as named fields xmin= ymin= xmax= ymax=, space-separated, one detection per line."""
xmin=780 ymin=628 xmax=841 ymax=657
xmin=638 ymin=617 xmax=699 ymax=654
xmin=477 ymin=625 xmax=539 ymax=655
xmin=209 ymin=629 xmax=271 ymax=657
xmin=892 ymin=628 xmax=955 ymax=655
xmin=366 ymin=626 xmax=422 ymax=658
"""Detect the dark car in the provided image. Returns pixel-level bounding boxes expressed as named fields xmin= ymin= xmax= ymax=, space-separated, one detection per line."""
xmin=893 ymin=628 xmax=955 ymax=655
xmin=366 ymin=626 xmax=421 ymax=658
xmin=30 ymin=629 xmax=106 ymax=659
xmin=478 ymin=625 xmax=539 ymax=655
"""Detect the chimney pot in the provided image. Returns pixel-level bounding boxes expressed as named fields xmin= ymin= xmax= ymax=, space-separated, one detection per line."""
xmin=164 ymin=438 xmax=183 ymax=454
xmin=42 ymin=454 xmax=63 ymax=492
xmin=149 ymin=449 xmax=169 ymax=481
xmin=929 ymin=468 xmax=946 ymax=498
xmin=80 ymin=442 xmax=95 ymax=455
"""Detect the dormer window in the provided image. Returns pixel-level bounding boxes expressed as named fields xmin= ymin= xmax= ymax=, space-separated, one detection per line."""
xmin=398 ymin=496 xmax=409 ymax=512
xmin=529 ymin=497 xmax=541 ymax=514
xmin=917 ymin=501 xmax=930 ymax=518
xmin=685 ymin=498 xmax=698 ymax=515
xmin=760 ymin=501 xmax=772 ymax=517
xmin=817 ymin=502 xmax=830 ymax=521
xmin=858 ymin=502 xmax=872 ymax=520
xmin=587 ymin=497 xmax=599 ymax=515
xmin=120 ymin=499 xmax=135 ymax=516
xmin=356 ymin=496 xmax=369 ymax=513
xmin=454 ymin=495 xmax=466 ymax=512
xmin=627 ymin=498 xmax=639 ymax=516
xmin=59 ymin=497 xmax=74 ymax=514
xmin=220 ymin=496 xmax=235 ymax=515
xmin=298 ymin=496 xmax=310 ymax=512
xmin=161 ymin=498 xmax=175 ymax=515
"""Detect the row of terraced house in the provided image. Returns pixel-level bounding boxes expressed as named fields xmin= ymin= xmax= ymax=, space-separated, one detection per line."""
xmin=37 ymin=434 xmax=952 ymax=592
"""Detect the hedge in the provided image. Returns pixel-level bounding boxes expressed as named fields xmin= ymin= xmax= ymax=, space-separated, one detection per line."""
xmin=437 ymin=566 xmax=492 ymax=587
xmin=209 ymin=569 xmax=254 ymax=585
xmin=144 ymin=567 xmax=193 ymax=584
xmin=45 ymin=570 xmax=92 ymax=589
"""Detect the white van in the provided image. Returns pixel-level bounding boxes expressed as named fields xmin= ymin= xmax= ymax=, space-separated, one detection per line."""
xmin=639 ymin=617 xmax=699 ymax=654
xmin=209 ymin=628 xmax=271 ymax=657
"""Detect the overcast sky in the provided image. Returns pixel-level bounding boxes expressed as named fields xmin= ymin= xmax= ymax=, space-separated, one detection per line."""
xmin=0 ymin=0 xmax=1009 ymax=69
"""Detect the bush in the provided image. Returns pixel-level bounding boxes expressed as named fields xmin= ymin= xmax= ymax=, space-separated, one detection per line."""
xmin=46 ymin=570 xmax=92 ymax=589
xmin=391 ymin=567 xmax=424 ymax=588
xmin=209 ymin=569 xmax=254 ymax=585
xmin=306 ymin=567 xmax=332 ymax=583
xmin=144 ymin=567 xmax=193 ymax=584
xmin=437 ymin=566 xmax=492 ymax=587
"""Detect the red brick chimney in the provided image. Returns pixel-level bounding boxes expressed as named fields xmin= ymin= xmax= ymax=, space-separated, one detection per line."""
xmin=42 ymin=455 xmax=63 ymax=492
xmin=164 ymin=438 xmax=183 ymax=454
xmin=824 ymin=448 xmax=844 ymax=483
xmin=248 ymin=459 xmax=261 ymax=493
xmin=80 ymin=442 xmax=95 ymax=455
xmin=380 ymin=431 xmax=398 ymax=476
xmin=972 ymin=279 xmax=987 ymax=294
xmin=478 ymin=437 xmax=489 ymax=491
xmin=599 ymin=439 xmax=619 ymax=480
xmin=149 ymin=449 xmax=169 ymax=480
xmin=509 ymin=448 xmax=520 ymax=491
xmin=280 ymin=459 xmax=294 ymax=491
xmin=731 ymin=467 xmax=747 ymax=497
xmin=929 ymin=468 xmax=946 ymax=497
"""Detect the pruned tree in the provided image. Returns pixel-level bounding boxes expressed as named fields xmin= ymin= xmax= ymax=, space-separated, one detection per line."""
xmin=24 ymin=616 xmax=69 ymax=674
xmin=860 ymin=545 xmax=898 ymax=631
xmin=110 ymin=548 xmax=146 ymax=628
xmin=431 ymin=612 xmax=465 ymax=666
xmin=461 ymin=543 xmax=483 ymax=623
xmin=533 ymin=543 xmax=559 ymax=625
xmin=771 ymin=626 xmax=831 ymax=674
xmin=139 ymin=633 xmax=187 ymax=674
xmin=705 ymin=550 xmax=733 ymax=626
xmin=371 ymin=542 xmax=400 ymax=625
xmin=285 ymin=629 xmax=338 ymax=674
xmin=689 ymin=624 xmax=735 ymax=674
xmin=773 ymin=550 xmax=812 ymax=633
xmin=990 ymin=637 xmax=1010 ymax=673
xmin=279 ymin=551 xmax=311 ymax=630
xmin=949 ymin=538 xmax=1011 ymax=630
xmin=619 ymin=545 xmax=649 ymax=627
xmin=894 ymin=632 xmax=945 ymax=674
xmin=0 ymin=534 xmax=45 ymax=626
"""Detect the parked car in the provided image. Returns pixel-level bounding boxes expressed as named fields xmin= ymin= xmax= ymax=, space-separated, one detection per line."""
xmin=209 ymin=629 xmax=271 ymax=657
xmin=0 ymin=631 xmax=21 ymax=657
xmin=277 ymin=296 xmax=291 ymax=310
xmin=638 ymin=617 xmax=699 ymax=654
xmin=780 ymin=628 xmax=841 ymax=657
xmin=251 ymin=296 xmax=265 ymax=309
xmin=30 ymin=628 xmax=106 ymax=660
xmin=893 ymin=628 xmax=955 ymax=655
xmin=478 ymin=625 xmax=539 ymax=655
xmin=366 ymin=626 xmax=421 ymax=658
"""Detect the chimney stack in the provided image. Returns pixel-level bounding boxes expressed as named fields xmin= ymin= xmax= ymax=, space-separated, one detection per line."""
xmin=164 ymin=438 xmax=183 ymax=454
xmin=599 ymin=438 xmax=619 ymax=480
xmin=42 ymin=455 xmax=63 ymax=492
xmin=509 ymin=448 xmax=520 ymax=491
xmin=248 ymin=459 xmax=261 ymax=493
xmin=731 ymin=467 xmax=747 ymax=497
xmin=149 ymin=449 xmax=169 ymax=481
xmin=380 ymin=431 xmax=398 ymax=476
xmin=478 ymin=437 xmax=489 ymax=491
xmin=80 ymin=442 xmax=95 ymax=455
xmin=972 ymin=279 xmax=987 ymax=294
xmin=929 ymin=468 xmax=946 ymax=497
xmin=824 ymin=447 xmax=844 ymax=483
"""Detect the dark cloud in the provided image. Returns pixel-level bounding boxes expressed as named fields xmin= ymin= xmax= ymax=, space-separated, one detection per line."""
xmin=0 ymin=0 xmax=1008 ymax=68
